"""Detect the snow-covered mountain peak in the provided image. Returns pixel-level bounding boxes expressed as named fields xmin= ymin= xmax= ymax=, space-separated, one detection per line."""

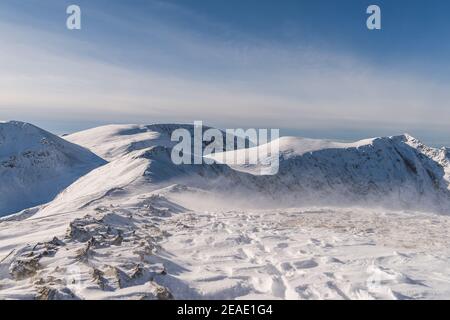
xmin=66 ymin=123 xmax=208 ymax=161
xmin=3 ymin=121 xmax=450 ymax=217
xmin=64 ymin=124 xmax=167 ymax=161
xmin=389 ymin=133 xmax=423 ymax=147
xmin=65 ymin=123 xmax=248 ymax=161
xmin=1 ymin=121 xmax=60 ymax=157
xmin=0 ymin=121 xmax=106 ymax=217
xmin=2 ymin=122 xmax=450 ymax=300
xmin=276 ymin=136 xmax=377 ymax=156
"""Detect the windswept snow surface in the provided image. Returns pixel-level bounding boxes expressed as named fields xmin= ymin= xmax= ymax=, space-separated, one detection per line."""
xmin=2 ymin=192 xmax=450 ymax=300
xmin=1 ymin=122 xmax=450 ymax=300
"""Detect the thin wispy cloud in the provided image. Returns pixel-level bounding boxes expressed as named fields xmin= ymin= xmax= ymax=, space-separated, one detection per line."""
xmin=0 ymin=0 xmax=449 ymax=145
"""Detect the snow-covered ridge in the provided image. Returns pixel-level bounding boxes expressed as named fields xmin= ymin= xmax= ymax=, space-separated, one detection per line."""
xmin=64 ymin=124 xmax=177 ymax=161
xmin=0 ymin=121 xmax=106 ymax=217
xmin=65 ymin=123 xmax=248 ymax=161
xmin=64 ymin=124 xmax=450 ymax=213
xmin=274 ymin=135 xmax=377 ymax=156
xmin=2 ymin=121 xmax=449 ymax=216
xmin=2 ymin=122 xmax=450 ymax=300
xmin=203 ymin=133 xmax=450 ymax=212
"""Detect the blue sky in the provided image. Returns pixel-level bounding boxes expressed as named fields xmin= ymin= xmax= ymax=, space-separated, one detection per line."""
xmin=0 ymin=0 xmax=449 ymax=145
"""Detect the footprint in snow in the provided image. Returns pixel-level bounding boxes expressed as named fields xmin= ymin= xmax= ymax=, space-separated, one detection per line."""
xmin=276 ymin=243 xmax=289 ymax=249
xmin=293 ymin=259 xmax=319 ymax=269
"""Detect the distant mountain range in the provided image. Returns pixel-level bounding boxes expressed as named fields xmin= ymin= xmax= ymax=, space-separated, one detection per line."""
xmin=1 ymin=120 xmax=450 ymax=300
xmin=1 ymin=121 xmax=449 ymax=218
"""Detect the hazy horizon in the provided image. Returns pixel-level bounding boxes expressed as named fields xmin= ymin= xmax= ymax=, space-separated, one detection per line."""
xmin=1 ymin=0 xmax=450 ymax=146
xmin=1 ymin=118 xmax=448 ymax=149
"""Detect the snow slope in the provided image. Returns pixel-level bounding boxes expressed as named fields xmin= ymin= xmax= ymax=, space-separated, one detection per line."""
xmin=0 ymin=121 xmax=106 ymax=217
xmin=2 ymin=189 xmax=450 ymax=299
xmin=209 ymin=135 xmax=450 ymax=212
xmin=65 ymin=123 xmax=248 ymax=161
xmin=1 ymin=122 xmax=450 ymax=300
xmin=64 ymin=124 xmax=184 ymax=161
xmin=66 ymin=124 xmax=450 ymax=213
xmin=5 ymin=122 xmax=448 ymax=217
